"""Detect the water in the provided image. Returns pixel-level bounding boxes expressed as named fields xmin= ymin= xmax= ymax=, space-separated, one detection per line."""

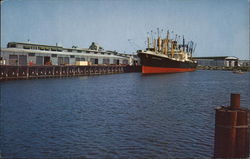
xmin=1 ymin=70 xmax=250 ymax=158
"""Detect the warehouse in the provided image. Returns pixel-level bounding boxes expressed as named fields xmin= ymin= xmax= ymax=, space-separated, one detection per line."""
xmin=192 ymin=56 xmax=239 ymax=67
xmin=0 ymin=42 xmax=140 ymax=66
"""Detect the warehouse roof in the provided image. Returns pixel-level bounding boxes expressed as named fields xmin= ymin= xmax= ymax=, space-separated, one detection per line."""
xmin=193 ymin=56 xmax=238 ymax=60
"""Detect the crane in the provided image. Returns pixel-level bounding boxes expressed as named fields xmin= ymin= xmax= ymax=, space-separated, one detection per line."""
xmin=128 ymin=39 xmax=141 ymax=54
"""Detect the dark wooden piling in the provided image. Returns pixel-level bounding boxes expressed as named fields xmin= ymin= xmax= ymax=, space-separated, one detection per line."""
xmin=214 ymin=93 xmax=249 ymax=158
xmin=0 ymin=65 xmax=141 ymax=81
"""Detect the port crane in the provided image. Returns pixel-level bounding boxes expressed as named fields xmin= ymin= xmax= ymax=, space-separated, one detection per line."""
xmin=128 ymin=39 xmax=141 ymax=55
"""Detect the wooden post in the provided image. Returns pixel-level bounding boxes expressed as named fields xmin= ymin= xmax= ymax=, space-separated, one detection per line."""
xmin=60 ymin=66 xmax=62 ymax=77
xmin=73 ymin=66 xmax=76 ymax=76
xmin=214 ymin=93 xmax=249 ymax=158
xmin=26 ymin=66 xmax=29 ymax=79
xmin=16 ymin=66 xmax=19 ymax=78
xmin=53 ymin=66 xmax=55 ymax=76
xmin=6 ymin=66 xmax=8 ymax=78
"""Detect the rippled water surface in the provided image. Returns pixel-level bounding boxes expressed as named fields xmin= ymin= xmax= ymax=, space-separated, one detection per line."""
xmin=1 ymin=70 xmax=250 ymax=158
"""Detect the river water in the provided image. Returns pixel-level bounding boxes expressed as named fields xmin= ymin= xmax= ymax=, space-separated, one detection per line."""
xmin=1 ymin=70 xmax=250 ymax=158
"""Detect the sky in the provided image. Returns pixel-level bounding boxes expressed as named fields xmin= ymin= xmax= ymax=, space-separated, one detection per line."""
xmin=1 ymin=0 xmax=249 ymax=59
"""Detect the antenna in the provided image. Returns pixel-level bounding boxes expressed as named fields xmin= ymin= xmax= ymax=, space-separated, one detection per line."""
xmin=182 ymin=35 xmax=185 ymax=52
xmin=175 ymin=34 xmax=178 ymax=41
xmin=177 ymin=35 xmax=181 ymax=43
xmin=189 ymin=41 xmax=194 ymax=52
xmin=151 ymin=30 xmax=153 ymax=45
xmin=128 ymin=39 xmax=141 ymax=51
xmin=169 ymin=31 xmax=174 ymax=40
xmin=193 ymin=43 xmax=197 ymax=55
xmin=157 ymin=28 xmax=160 ymax=38
xmin=147 ymin=32 xmax=150 ymax=48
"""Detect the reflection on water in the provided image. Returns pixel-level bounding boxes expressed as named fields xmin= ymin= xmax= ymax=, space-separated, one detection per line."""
xmin=1 ymin=70 xmax=250 ymax=158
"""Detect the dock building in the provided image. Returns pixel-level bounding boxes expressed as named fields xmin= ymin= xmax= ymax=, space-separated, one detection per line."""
xmin=0 ymin=42 xmax=140 ymax=66
xmin=238 ymin=60 xmax=250 ymax=67
xmin=192 ymin=56 xmax=239 ymax=67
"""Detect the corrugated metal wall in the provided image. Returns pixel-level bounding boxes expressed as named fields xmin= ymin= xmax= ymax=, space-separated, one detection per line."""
xmin=9 ymin=55 xmax=18 ymax=65
xmin=19 ymin=55 xmax=27 ymax=66
xmin=36 ymin=56 xmax=43 ymax=65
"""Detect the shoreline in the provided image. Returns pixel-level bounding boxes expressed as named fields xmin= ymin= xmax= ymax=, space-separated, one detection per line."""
xmin=197 ymin=65 xmax=250 ymax=72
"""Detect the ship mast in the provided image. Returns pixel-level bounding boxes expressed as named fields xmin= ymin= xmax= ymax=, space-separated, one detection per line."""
xmin=151 ymin=30 xmax=154 ymax=50
xmin=171 ymin=40 xmax=174 ymax=58
xmin=153 ymin=39 xmax=156 ymax=52
xmin=182 ymin=36 xmax=185 ymax=52
xmin=147 ymin=32 xmax=150 ymax=49
xmin=163 ymin=38 xmax=167 ymax=55
xmin=157 ymin=28 xmax=161 ymax=52
xmin=166 ymin=30 xmax=169 ymax=56
xmin=161 ymin=29 xmax=164 ymax=54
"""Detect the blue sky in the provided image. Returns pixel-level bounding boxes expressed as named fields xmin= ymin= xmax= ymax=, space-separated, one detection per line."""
xmin=1 ymin=0 xmax=249 ymax=59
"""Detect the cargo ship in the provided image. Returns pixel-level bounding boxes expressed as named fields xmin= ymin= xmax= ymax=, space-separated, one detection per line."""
xmin=137 ymin=29 xmax=197 ymax=74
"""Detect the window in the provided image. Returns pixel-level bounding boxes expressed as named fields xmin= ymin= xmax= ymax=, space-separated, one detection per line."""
xmin=38 ymin=46 xmax=45 ymax=50
xmin=90 ymin=58 xmax=98 ymax=64
xmin=51 ymin=48 xmax=57 ymax=51
xmin=103 ymin=59 xmax=110 ymax=64
xmin=9 ymin=55 xmax=18 ymax=65
xmin=19 ymin=55 xmax=27 ymax=66
xmin=113 ymin=59 xmax=119 ymax=65
xmin=67 ymin=49 xmax=72 ymax=52
xmin=36 ymin=56 xmax=43 ymax=65
xmin=94 ymin=59 xmax=98 ymax=64
xmin=76 ymin=58 xmax=85 ymax=61
xmin=123 ymin=60 xmax=129 ymax=65
xmin=52 ymin=54 xmax=57 ymax=57
xmin=70 ymin=55 xmax=75 ymax=58
xmin=64 ymin=57 xmax=69 ymax=64
xmin=23 ymin=45 xmax=31 ymax=49
xmin=7 ymin=43 xmax=16 ymax=48
xmin=77 ymin=50 xmax=82 ymax=53
xmin=28 ymin=53 xmax=35 ymax=56
xmin=31 ymin=46 xmax=37 ymax=50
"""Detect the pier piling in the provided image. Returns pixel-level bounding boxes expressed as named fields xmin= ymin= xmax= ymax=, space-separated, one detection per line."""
xmin=0 ymin=65 xmax=141 ymax=81
xmin=214 ymin=93 xmax=249 ymax=158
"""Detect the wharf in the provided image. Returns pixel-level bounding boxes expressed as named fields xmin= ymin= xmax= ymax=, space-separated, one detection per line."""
xmin=197 ymin=65 xmax=250 ymax=72
xmin=0 ymin=65 xmax=141 ymax=81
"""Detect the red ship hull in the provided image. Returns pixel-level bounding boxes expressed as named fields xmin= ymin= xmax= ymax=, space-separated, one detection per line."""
xmin=138 ymin=52 xmax=197 ymax=74
xmin=142 ymin=66 xmax=196 ymax=74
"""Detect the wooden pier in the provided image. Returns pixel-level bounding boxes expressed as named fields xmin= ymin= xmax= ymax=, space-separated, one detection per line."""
xmin=0 ymin=65 xmax=141 ymax=81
